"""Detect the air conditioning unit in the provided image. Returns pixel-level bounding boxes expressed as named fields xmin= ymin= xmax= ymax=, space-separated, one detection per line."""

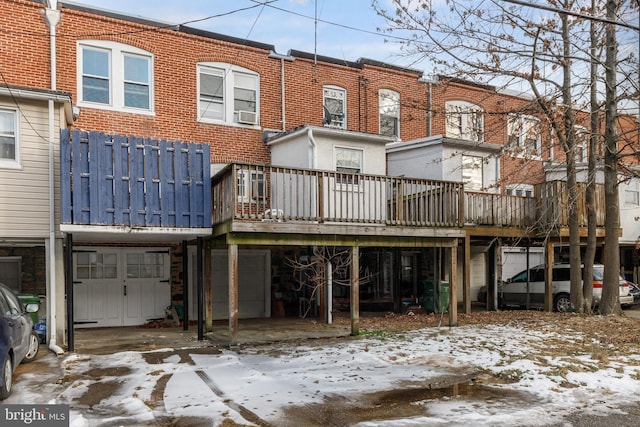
xmin=238 ymin=110 xmax=257 ymax=125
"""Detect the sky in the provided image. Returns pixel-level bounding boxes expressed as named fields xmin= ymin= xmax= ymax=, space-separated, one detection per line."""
xmin=64 ymin=0 xmax=425 ymax=72
xmin=7 ymin=320 xmax=640 ymax=426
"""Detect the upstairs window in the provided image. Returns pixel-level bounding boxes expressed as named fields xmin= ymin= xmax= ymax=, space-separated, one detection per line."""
xmin=78 ymin=41 xmax=153 ymax=112
xmin=379 ymin=89 xmax=400 ymax=138
xmin=624 ymin=180 xmax=640 ymax=206
xmin=446 ymin=101 xmax=483 ymax=142
xmin=508 ymin=114 xmax=541 ymax=157
xmin=323 ymin=86 xmax=346 ymax=129
xmin=198 ymin=63 xmax=259 ymax=126
xmin=0 ymin=107 xmax=18 ymax=168
xmin=462 ymin=155 xmax=483 ymax=191
xmin=574 ymin=126 xmax=588 ymax=164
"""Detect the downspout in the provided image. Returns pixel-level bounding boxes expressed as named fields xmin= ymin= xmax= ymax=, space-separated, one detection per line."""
xmin=307 ymin=127 xmax=318 ymax=169
xmin=44 ymin=2 xmax=64 ymax=355
xmin=268 ymin=51 xmax=294 ymax=131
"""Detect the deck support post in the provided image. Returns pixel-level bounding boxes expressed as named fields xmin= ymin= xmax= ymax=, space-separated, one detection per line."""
xmin=350 ymin=244 xmax=360 ymax=336
xmin=229 ymin=243 xmax=239 ymax=346
xmin=463 ymin=235 xmax=471 ymax=314
xmin=204 ymin=242 xmax=212 ymax=332
xmin=449 ymin=243 xmax=458 ymax=326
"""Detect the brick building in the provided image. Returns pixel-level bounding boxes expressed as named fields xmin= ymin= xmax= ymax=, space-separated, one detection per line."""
xmin=1 ymin=0 xmax=639 ymax=347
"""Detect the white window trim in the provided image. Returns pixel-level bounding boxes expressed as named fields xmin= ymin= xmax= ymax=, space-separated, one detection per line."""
xmin=237 ymin=169 xmax=265 ymax=202
xmin=323 ymin=85 xmax=347 ymax=129
xmin=197 ymin=62 xmax=260 ymax=128
xmin=574 ymin=126 xmax=588 ymax=164
xmin=624 ymin=179 xmax=640 ymax=207
xmin=446 ymin=100 xmax=483 ymax=142
xmin=379 ymin=89 xmax=400 ymax=138
xmin=508 ymin=114 xmax=541 ymax=159
xmin=461 ymin=155 xmax=483 ymax=191
xmin=506 ymin=184 xmax=534 ymax=197
xmin=77 ymin=40 xmax=155 ymax=115
xmin=334 ymin=145 xmax=364 ymax=188
xmin=0 ymin=107 xmax=20 ymax=169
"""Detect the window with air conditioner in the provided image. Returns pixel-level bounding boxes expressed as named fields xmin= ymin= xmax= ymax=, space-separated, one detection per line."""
xmin=508 ymin=114 xmax=541 ymax=158
xmin=198 ymin=63 xmax=259 ymax=126
xmin=446 ymin=100 xmax=483 ymax=142
xmin=78 ymin=40 xmax=153 ymax=113
xmin=0 ymin=107 xmax=19 ymax=168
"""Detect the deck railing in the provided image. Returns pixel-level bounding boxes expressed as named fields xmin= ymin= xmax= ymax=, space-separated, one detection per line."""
xmin=464 ymin=191 xmax=537 ymax=227
xmin=535 ymin=180 xmax=606 ymax=228
xmin=212 ymin=163 xmax=464 ymax=228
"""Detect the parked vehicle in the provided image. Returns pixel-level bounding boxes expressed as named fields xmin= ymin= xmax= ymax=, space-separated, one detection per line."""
xmin=0 ymin=282 xmax=40 ymax=400
xmin=478 ymin=264 xmax=634 ymax=312
xmin=626 ymin=282 xmax=640 ymax=306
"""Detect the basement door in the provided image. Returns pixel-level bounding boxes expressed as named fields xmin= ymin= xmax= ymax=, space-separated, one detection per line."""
xmin=73 ymin=248 xmax=170 ymax=328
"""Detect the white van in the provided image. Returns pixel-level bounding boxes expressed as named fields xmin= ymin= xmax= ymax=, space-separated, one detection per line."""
xmin=500 ymin=264 xmax=634 ymax=312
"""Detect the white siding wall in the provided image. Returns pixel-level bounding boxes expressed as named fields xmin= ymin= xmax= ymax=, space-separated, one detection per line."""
xmin=0 ymin=99 xmax=64 ymax=240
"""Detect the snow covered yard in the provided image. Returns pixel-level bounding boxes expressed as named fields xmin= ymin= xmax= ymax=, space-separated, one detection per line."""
xmin=7 ymin=311 xmax=640 ymax=426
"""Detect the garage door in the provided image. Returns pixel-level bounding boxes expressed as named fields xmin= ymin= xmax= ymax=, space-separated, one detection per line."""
xmin=73 ymin=248 xmax=170 ymax=328
xmin=189 ymin=249 xmax=270 ymax=320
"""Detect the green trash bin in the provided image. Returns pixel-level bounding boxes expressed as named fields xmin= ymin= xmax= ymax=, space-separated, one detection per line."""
xmin=422 ymin=280 xmax=436 ymax=313
xmin=438 ymin=281 xmax=450 ymax=313
xmin=17 ymin=294 xmax=41 ymax=324
xmin=422 ymin=280 xmax=450 ymax=313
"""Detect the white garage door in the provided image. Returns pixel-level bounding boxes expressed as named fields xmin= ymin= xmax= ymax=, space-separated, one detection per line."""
xmin=73 ymin=248 xmax=170 ymax=328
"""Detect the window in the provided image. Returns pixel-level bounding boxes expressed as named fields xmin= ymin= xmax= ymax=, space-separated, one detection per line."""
xmin=78 ymin=41 xmax=153 ymax=112
xmin=574 ymin=126 xmax=588 ymax=163
xmin=76 ymin=253 xmax=118 ymax=280
xmin=0 ymin=107 xmax=18 ymax=167
xmin=506 ymin=184 xmax=534 ymax=197
xmin=462 ymin=155 xmax=483 ymax=191
xmin=198 ymin=63 xmax=259 ymax=126
xmin=0 ymin=258 xmax=21 ymax=292
xmin=237 ymin=170 xmax=265 ymax=201
xmin=624 ymin=180 xmax=640 ymax=206
xmin=379 ymin=89 xmax=400 ymax=137
xmin=508 ymin=114 xmax=540 ymax=157
xmin=324 ymin=86 xmax=346 ymax=129
xmin=127 ymin=253 xmax=165 ymax=279
xmin=446 ymin=101 xmax=483 ymax=142
xmin=335 ymin=146 xmax=363 ymax=184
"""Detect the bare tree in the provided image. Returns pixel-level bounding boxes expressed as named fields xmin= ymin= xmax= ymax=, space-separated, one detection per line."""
xmin=373 ymin=0 xmax=635 ymax=314
xmin=285 ymin=247 xmax=374 ymax=318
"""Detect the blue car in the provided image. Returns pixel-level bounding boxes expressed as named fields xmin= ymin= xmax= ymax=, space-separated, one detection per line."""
xmin=0 ymin=282 xmax=40 ymax=400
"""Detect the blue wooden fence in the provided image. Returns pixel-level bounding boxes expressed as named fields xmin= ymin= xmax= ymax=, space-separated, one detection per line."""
xmin=61 ymin=129 xmax=211 ymax=228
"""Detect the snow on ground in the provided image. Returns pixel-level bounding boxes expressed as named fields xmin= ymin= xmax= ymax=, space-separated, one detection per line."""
xmin=7 ymin=321 xmax=640 ymax=426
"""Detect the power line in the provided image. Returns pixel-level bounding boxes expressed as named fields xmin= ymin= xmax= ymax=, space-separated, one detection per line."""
xmin=501 ymin=0 xmax=640 ymax=31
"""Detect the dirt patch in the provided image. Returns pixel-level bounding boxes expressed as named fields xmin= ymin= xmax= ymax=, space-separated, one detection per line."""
xmin=277 ymin=378 xmax=543 ymax=427
xmin=75 ymin=380 xmax=122 ymax=407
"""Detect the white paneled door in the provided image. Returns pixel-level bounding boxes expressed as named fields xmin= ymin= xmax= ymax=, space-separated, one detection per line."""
xmin=73 ymin=248 xmax=170 ymax=328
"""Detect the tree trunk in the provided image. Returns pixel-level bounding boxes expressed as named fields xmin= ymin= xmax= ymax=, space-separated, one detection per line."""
xmin=561 ymin=13 xmax=583 ymax=313
xmin=600 ymin=0 xmax=621 ymax=315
